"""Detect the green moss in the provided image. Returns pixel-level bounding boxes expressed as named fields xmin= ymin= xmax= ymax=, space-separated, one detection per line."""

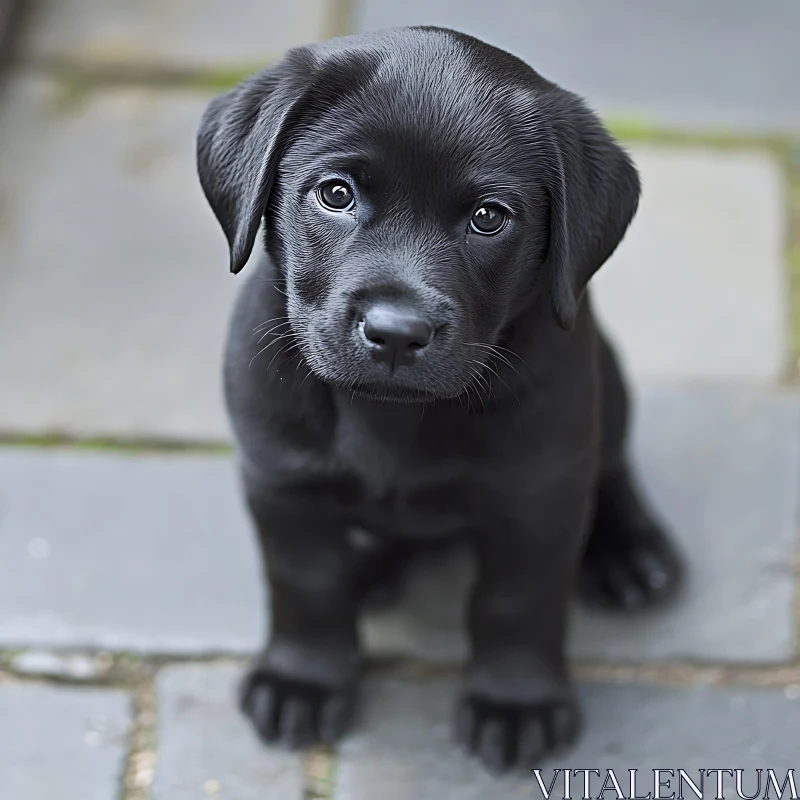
xmin=604 ymin=116 xmax=791 ymax=154
xmin=784 ymin=149 xmax=800 ymax=367
xmin=189 ymin=63 xmax=271 ymax=91
xmin=305 ymin=748 xmax=338 ymax=799
xmin=0 ymin=432 xmax=232 ymax=455
xmin=322 ymin=0 xmax=357 ymax=40
xmin=42 ymin=57 xmax=275 ymax=101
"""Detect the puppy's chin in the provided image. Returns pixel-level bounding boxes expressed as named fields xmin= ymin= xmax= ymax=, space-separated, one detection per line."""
xmin=350 ymin=383 xmax=438 ymax=404
xmin=323 ymin=376 xmax=465 ymax=404
xmin=303 ymin=360 xmax=467 ymax=404
xmin=352 ymin=381 xmax=468 ymax=404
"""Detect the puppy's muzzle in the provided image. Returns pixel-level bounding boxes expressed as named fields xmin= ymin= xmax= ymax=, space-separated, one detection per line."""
xmin=358 ymin=302 xmax=435 ymax=368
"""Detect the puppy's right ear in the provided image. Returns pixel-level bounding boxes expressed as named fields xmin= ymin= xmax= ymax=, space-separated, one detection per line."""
xmin=196 ymin=50 xmax=315 ymax=273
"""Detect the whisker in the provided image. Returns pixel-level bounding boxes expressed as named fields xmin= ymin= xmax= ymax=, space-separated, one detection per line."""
xmin=253 ymin=315 xmax=290 ymax=333
xmin=466 ymin=342 xmax=529 ymax=386
xmin=249 ymin=332 xmax=296 ymax=368
xmin=468 ymin=342 xmax=515 ymax=370
xmin=464 ymin=368 xmax=485 ymax=413
xmin=486 ymin=342 xmax=528 ymax=365
xmin=482 ymin=360 xmax=521 ymax=406
xmin=256 ymin=330 xmax=295 ymax=351
xmin=265 ymin=341 xmax=296 ymax=372
xmin=256 ymin=321 xmax=293 ymax=343
xmin=474 ymin=367 xmax=494 ymax=411
xmin=467 ymin=360 xmax=492 ymax=398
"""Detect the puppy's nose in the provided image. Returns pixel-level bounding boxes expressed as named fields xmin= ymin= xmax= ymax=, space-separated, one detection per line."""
xmin=361 ymin=304 xmax=434 ymax=366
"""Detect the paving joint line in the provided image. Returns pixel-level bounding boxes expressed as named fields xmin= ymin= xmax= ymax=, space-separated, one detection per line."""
xmin=785 ymin=145 xmax=800 ymax=366
xmin=4 ymin=56 xmax=279 ymax=92
xmin=0 ymin=431 xmax=233 ymax=454
xmin=3 ymin=649 xmax=800 ymax=690
xmin=120 ymin=670 xmax=158 ymax=800
xmin=322 ymin=0 xmax=356 ymax=41
xmin=304 ymin=748 xmax=338 ymax=800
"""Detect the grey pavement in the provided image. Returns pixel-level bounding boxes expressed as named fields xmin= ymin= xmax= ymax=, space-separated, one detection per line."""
xmin=592 ymin=146 xmax=788 ymax=384
xmin=152 ymin=664 xmax=305 ymax=800
xmin=0 ymin=447 xmax=262 ymax=654
xmin=336 ymin=677 xmax=800 ymax=799
xmin=149 ymin=667 xmax=800 ymax=800
xmin=1 ymin=387 xmax=797 ymax=662
xmin=357 ymin=0 xmax=800 ymax=132
xmin=0 ymin=683 xmax=132 ymax=800
xmin=19 ymin=0 xmax=335 ymax=68
xmin=0 ymin=76 xmax=235 ymax=442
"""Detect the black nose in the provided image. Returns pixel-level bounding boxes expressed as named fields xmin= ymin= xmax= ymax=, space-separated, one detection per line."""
xmin=361 ymin=304 xmax=434 ymax=366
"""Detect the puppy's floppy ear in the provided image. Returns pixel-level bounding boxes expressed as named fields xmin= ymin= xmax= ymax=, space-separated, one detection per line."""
xmin=543 ymin=90 xmax=640 ymax=331
xmin=196 ymin=49 xmax=315 ymax=273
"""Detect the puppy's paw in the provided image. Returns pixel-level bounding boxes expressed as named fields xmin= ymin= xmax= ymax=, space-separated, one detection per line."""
xmin=240 ymin=668 xmax=356 ymax=748
xmin=580 ymin=522 xmax=683 ymax=610
xmin=455 ymin=694 xmax=580 ymax=773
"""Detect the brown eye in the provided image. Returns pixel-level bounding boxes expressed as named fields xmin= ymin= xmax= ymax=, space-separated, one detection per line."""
xmin=317 ymin=181 xmax=355 ymax=212
xmin=470 ymin=204 xmax=508 ymax=235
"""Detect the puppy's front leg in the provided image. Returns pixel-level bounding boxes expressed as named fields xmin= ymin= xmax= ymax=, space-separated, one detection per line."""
xmin=458 ymin=473 xmax=594 ymax=772
xmin=240 ymin=487 xmax=361 ymax=748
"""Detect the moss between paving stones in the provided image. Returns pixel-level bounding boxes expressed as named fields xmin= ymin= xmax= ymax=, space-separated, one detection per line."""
xmin=305 ymin=749 xmax=337 ymax=800
xmin=785 ymin=148 xmax=800 ymax=369
xmin=605 ymin=116 xmax=792 ymax=151
xmin=0 ymin=432 xmax=233 ymax=455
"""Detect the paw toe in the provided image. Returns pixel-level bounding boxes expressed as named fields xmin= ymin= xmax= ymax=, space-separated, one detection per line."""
xmin=580 ymin=528 xmax=683 ymax=611
xmin=455 ymin=695 xmax=580 ymax=772
xmin=240 ymin=668 xmax=356 ymax=748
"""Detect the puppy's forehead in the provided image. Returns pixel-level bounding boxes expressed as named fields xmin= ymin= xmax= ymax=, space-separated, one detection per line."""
xmin=361 ymin=41 xmax=532 ymax=152
xmin=301 ymin=42 xmax=539 ymax=190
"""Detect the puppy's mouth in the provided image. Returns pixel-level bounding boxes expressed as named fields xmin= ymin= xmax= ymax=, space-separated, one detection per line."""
xmin=346 ymin=381 xmax=445 ymax=404
xmin=310 ymin=369 xmax=470 ymax=404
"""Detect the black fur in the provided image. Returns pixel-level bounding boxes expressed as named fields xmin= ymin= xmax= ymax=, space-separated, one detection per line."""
xmin=197 ymin=26 xmax=683 ymax=772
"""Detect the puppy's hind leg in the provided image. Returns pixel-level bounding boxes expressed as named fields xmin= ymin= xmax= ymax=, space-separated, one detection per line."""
xmin=579 ymin=333 xmax=684 ymax=610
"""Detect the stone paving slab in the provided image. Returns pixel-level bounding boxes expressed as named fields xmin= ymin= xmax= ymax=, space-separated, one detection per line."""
xmin=19 ymin=0 xmax=335 ymax=68
xmin=152 ymin=664 xmax=305 ymax=800
xmin=0 ymin=76 xmax=235 ymax=442
xmin=592 ymin=146 xmax=787 ymax=384
xmin=0 ymin=387 xmax=796 ymax=662
xmin=357 ymin=0 xmax=800 ymax=132
xmin=335 ymin=677 xmax=800 ymax=798
xmin=363 ymin=387 xmax=800 ymax=664
xmin=0 ymin=682 xmax=132 ymax=800
xmin=0 ymin=448 xmax=263 ymax=654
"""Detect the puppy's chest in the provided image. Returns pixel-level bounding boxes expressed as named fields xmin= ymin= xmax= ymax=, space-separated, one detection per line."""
xmin=331 ymin=412 xmax=473 ymax=537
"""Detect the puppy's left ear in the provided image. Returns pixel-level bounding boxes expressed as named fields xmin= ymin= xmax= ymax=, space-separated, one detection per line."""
xmin=196 ymin=48 xmax=315 ymax=273
xmin=543 ymin=91 xmax=641 ymax=331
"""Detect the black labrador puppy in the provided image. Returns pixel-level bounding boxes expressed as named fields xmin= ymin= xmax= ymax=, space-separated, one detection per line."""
xmin=196 ymin=26 xmax=682 ymax=771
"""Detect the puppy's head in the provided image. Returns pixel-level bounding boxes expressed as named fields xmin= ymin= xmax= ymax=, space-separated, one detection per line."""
xmin=197 ymin=27 xmax=639 ymax=402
